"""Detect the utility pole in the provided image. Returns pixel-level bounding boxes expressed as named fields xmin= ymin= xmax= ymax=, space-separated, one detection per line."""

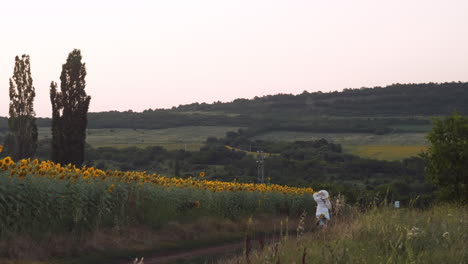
xmin=256 ymin=150 xmax=265 ymax=184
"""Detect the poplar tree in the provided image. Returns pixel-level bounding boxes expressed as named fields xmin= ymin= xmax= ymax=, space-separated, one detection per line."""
xmin=50 ymin=49 xmax=91 ymax=166
xmin=7 ymin=55 xmax=38 ymax=160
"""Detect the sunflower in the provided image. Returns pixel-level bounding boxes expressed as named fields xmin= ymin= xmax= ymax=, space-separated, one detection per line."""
xmin=108 ymin=184 xmax=115 ymax=193
xmin=3 ymin=157 xmax=13 ymax=166
xmin=199 ymin=171 xmax=205 ymax=178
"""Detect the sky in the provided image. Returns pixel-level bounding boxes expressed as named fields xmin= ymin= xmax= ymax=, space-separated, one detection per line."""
xmin=1 ymin=0 xmax=468 ymax=117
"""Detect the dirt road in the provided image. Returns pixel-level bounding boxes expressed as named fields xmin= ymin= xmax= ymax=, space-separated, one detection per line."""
xmin=125 ymin=236 xmax=275 ymax=264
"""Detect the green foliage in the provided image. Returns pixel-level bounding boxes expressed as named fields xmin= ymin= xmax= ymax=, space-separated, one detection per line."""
xmin=225 ymin=205 xmax=468 ymax=264
xmin=421 ymin=113 xmax=468 ymax=202
xmin=6 ymin=55 xmax=38 ymax=160
xmin=50 ymin=49 xmax=91 ymax=166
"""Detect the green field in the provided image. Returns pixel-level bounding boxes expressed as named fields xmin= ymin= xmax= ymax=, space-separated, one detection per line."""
xmin=254 ymin=131 xmax=428 ymax=145
xmin=34 ymin=126 xmax=241 ymax=151
xmin=390 ymin=123 xmax=433 ymax=132
xmin=255 ymin=131 xmax=429 ymax=160
xmin=343 ymin=145 xmax=428 ymax=160
xmin=1 ymin=127 xmax=430 ymax=160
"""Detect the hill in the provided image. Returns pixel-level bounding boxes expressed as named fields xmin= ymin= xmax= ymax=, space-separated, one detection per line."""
xmin=173 ymin=82 xmax=468 ymax=116
xmin=2 ymin=82 xmax=467 ymax=135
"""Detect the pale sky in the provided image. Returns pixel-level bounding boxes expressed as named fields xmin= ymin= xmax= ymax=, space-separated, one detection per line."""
xmin=1 ymin=0 xmax=467 ymax=117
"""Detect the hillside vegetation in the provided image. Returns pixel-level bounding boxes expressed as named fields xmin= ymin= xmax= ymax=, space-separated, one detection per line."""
xmin=1 ymin=82 xmax=466 ymax=134
xmin=223 ymin=204 xmax=468 ymax=264
xmin=175 ymin=82 xmax=468 ymax=116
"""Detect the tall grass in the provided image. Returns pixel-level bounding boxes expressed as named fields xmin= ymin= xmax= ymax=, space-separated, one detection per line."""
xmin=222 ymin=204 xmax=468 ymax=263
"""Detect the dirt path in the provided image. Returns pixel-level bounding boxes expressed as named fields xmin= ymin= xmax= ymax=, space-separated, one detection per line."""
xmin=126 ymin=236 xmax=276 ymax=264
xmin=142 ymin=241 xmax=243 ymax=264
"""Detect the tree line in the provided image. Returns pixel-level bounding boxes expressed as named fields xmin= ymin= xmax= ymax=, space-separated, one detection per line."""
xmin=2 ymin=49 xmax=90 ymax=166
xmin=2 ymin=81 xmax=466 ymax=135
xmin=173 ymin=82 xmax=468 ymax=116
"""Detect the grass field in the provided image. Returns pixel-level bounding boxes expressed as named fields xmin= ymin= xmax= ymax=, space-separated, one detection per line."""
xmin=223 ymin=204 xmax=468 ymax=264
xmin=255 ymin=131 xmax=429 ymax=160
xmin=343 ymin=145 xmax=428 ymax=160
xmin=255 ymin=131 xmax=428 ymax=145
xmin=390 ymin=124 xmax=433 ymax=132
xmin=1 ymin=126 xmax=430 ymax=160
xmin=35 ymin=126 xmax=241 ymax=151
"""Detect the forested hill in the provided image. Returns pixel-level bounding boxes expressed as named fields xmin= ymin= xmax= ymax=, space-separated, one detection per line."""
xmin=173 ymin=82 xmax=468 ymax=116
xmin=1 ymin=82 xmax=467 ymax=132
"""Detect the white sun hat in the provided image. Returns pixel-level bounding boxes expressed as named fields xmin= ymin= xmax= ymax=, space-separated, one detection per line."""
xmin=318 ymin=190 xmax=329 ymax=199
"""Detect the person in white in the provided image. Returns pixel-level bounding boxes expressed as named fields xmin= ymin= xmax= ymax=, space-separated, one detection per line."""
xmin=313 ymin=190 xmax=332 ymax=227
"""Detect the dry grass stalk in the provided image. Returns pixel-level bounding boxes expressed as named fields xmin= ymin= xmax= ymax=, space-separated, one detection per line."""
xmin=296 ymin=210 xmax=306 ymax=239
xmin=301 ymin=247 xmax=307 ymax=264
xmin=132 ymin=257 xmax=144 ymax=264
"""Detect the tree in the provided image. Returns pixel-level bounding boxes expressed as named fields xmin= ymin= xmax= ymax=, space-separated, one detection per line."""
xmin=421 ymin=113 xmax=468 ymax=202
xmin=50 ymin=49 xmax=91 ymax=166
xmin=7 ymin=55 xmax=38 ymax=160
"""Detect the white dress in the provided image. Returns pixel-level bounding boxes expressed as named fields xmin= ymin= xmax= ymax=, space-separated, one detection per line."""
xmin=313 ymin=192 xmax=330 ymax=220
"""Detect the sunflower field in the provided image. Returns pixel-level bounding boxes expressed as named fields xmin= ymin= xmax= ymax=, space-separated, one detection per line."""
xmin=0 ymin=156 xmax=315 ymax=236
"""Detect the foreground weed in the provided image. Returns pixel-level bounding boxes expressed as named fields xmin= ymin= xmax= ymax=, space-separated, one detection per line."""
xmin=222 ymin=204 xmax=468 ymax=264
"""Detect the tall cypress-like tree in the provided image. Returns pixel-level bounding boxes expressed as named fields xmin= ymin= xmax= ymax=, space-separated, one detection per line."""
xmin=7 ymin=55 xmax=38 ymax=160
xmin=50 ymin=49 xmax=91 ymax=166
